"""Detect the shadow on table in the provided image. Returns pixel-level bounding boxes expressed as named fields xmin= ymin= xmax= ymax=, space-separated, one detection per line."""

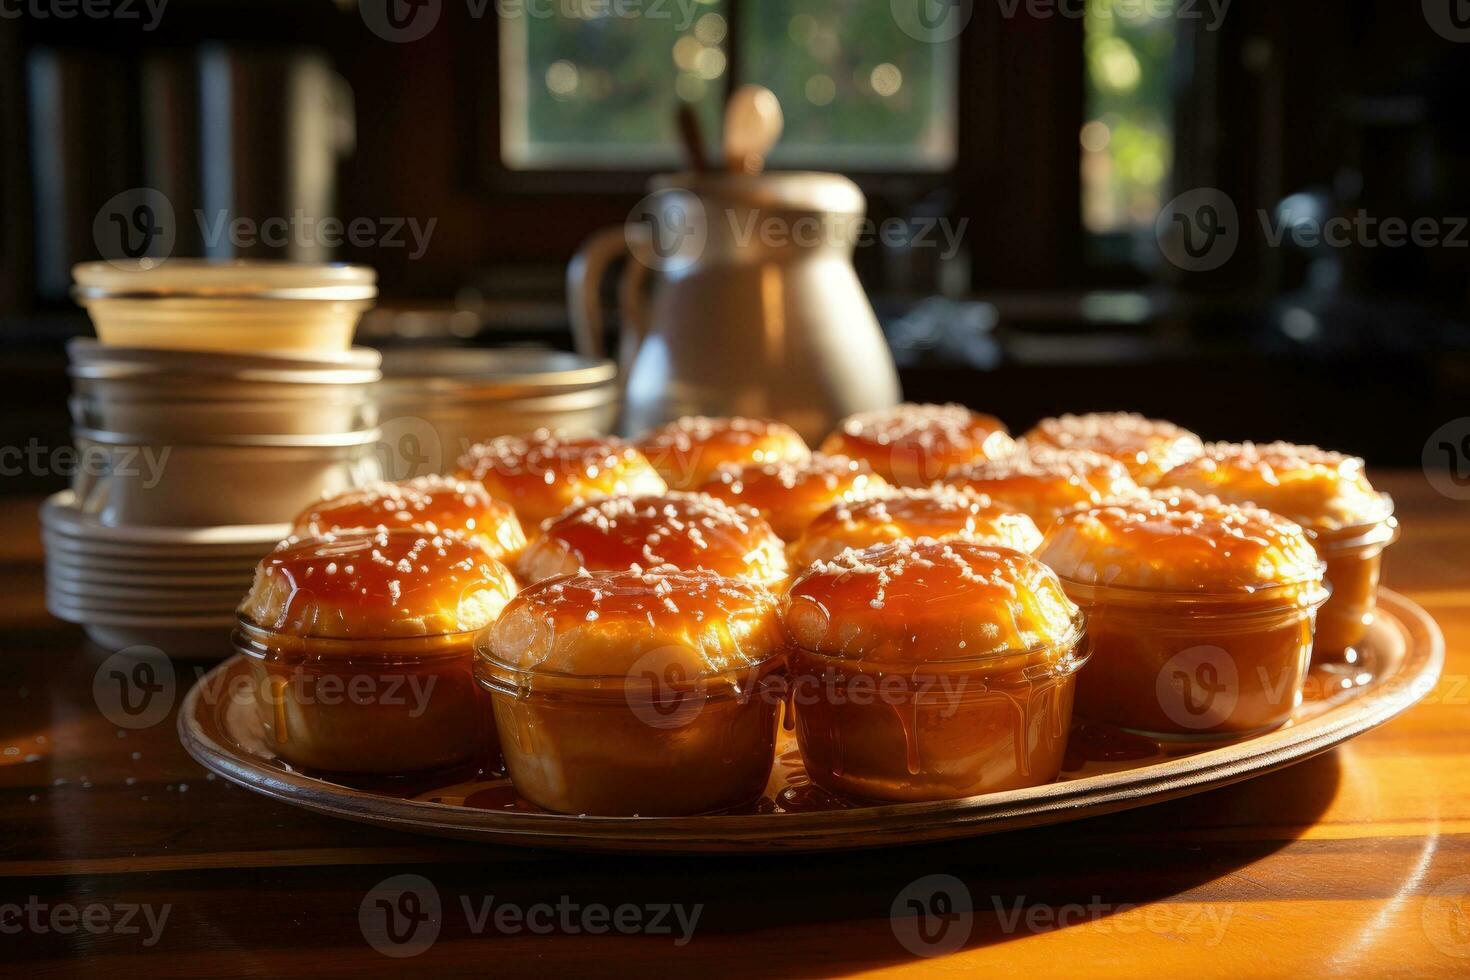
xmin=0 ymin=747 xmax=1345 ymax=969
xmin=492 ymin=749 xmax=1347 ymax=970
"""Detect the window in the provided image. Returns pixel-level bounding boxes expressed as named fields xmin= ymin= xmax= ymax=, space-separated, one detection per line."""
xmin=738 ymin=1 xmax=956 ymax=170
xmin=499 ymin=0 xmax=727 ymax=168
xmin=498 ymin=0 xmax=957 ymax=171
xmin=1081 ymin=0 xmax=1179 ymax=234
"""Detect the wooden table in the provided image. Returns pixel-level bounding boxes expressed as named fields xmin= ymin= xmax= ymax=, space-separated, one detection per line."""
xmin=3 ymin=472 xmax=1468 ymax=977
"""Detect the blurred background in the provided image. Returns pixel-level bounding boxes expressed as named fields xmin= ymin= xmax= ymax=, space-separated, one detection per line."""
xmin=3 ymin=0 xmax=1470 ymax=492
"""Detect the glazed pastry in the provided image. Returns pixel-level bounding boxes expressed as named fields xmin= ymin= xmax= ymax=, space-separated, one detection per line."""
xmin=456 ymin=429 xmax=667 ymax=533
xmin=783 ymin=539 xmax=1087 ymax=802
xmin=947 ymin=445 xmax=1138 ymax=526
xmin=694 ymin=453 xmax=887 ymax=542
xmin=637 ymin=416 xmax=811 ymax=490
xmin=789 ymin=485 xmax=1042 ymax=568
xmin=1164 ymin=442 xmax=1389 ymax=529
xmin=1163 ymin=441 xmax=1397 ymax=656
xmin=1023 ymin=412 xmax=1203 ymax=485
xmin=293 ymin=475 xmax=526 ymax=562
xmin=478 ymin=567 xmax=785 ymax=816
xmin=236 ymin=528 xmax=518 ymax=773
xmin=1037 ymin=489 xmax=1328 ymax=738
xmin=516 ymin=491 xmax=788 ymax=590
xmin=820 ymin=403 xmax=1015 ymax=486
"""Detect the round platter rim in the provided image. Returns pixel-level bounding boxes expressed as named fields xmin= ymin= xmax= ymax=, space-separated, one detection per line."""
xmin=177 ymin=588 xmax=1445 ymax=853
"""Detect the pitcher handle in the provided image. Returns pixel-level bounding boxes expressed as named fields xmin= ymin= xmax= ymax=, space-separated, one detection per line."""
xmin=619 ymin=223 xmax=655 ymax=374
xmin=567 ymin=222 xmax=657 ymax=379
xmin=566 ymin=225 xmax=631 ymax=362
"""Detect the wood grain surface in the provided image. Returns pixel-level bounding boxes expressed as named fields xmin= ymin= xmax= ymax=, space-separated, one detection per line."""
xmin=2 ymin=471 xmax=1469 ymax=977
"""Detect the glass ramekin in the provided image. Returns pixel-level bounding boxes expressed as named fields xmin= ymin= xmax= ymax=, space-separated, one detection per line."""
xmin=73 ymin=260 xmax=376 ymax=354
xmin=234 ymin=619 xmax=495 ymax=775
xmin=1307 ymin=508 xmax=1399 ymax=659
xmin=1060 ymin=578 xmax=1330 ymax=740
xmin=475 ymin=647 xmax=785 ymax=816
xmin=788 ymin=613 xmax=1089 ymax=802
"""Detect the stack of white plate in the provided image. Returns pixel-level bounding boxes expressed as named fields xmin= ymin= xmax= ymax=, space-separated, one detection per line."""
xmin=45 ymin=341 xmax=385 ymax=658
xmin=42 ymin=491 xmax=288 ymax=657
xmin=67 ymin=339 xmax=383 ymax=527
xmin=46 ymin=261 xmax=385 ymax=657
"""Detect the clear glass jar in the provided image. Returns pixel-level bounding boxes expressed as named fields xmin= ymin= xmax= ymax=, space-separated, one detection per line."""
xmin=1061 ymin=580 xmax=1330 ymax=739
xmin=234 ymin=621 xmax=496 ymax=775
xmin=787 ymin=614 xmax=1088 ymax=802
xmin=476 ymin=651 xmax=783 ymax=816
xmin=72 ymin=259 xmax=376 ymax=353
xmin=1308 ymin=512 xmax=1399 ymax=658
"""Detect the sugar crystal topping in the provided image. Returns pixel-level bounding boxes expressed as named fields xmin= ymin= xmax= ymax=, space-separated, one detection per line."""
xmin=1027 ymin=412 xmax=1203 ymax=461
xmin=835 ymin=403 xmax=1003 ymax=452
xmin=1164 ymin=441 xmax=1388 ymax=529
xmin=640 ymin=415 xmax=805 ymax=454
xmin=294 ymin=476 xmax=524 ymax=559
xmin=1037 ymin=488 xmax=1325 ymax=592
xmin=784 ymin=538 xmax=1079 ymax=661
xmin=701 ymin=453 xmax=872 ymax=493
xmin=961 ymin=445 xmax=1129 ymax=483
xmin=455 ymin=428 xmax=667 ymax=526
xmin=793 ymin=485 xmax=1042 ymax=565
xmin=486 ymin=567 xmax=782 ymax=676
xmin=519 ymin=491 xmax=787 ymax=586
xmin=458 ymin=429 xmax=642 ymax=481
xmin=242 ymin=527 xmax=517 ymax=638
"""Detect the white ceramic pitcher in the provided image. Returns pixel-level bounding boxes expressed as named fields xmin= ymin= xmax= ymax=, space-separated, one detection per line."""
xmin=567 ymin=171 xmax=900 ymax=444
